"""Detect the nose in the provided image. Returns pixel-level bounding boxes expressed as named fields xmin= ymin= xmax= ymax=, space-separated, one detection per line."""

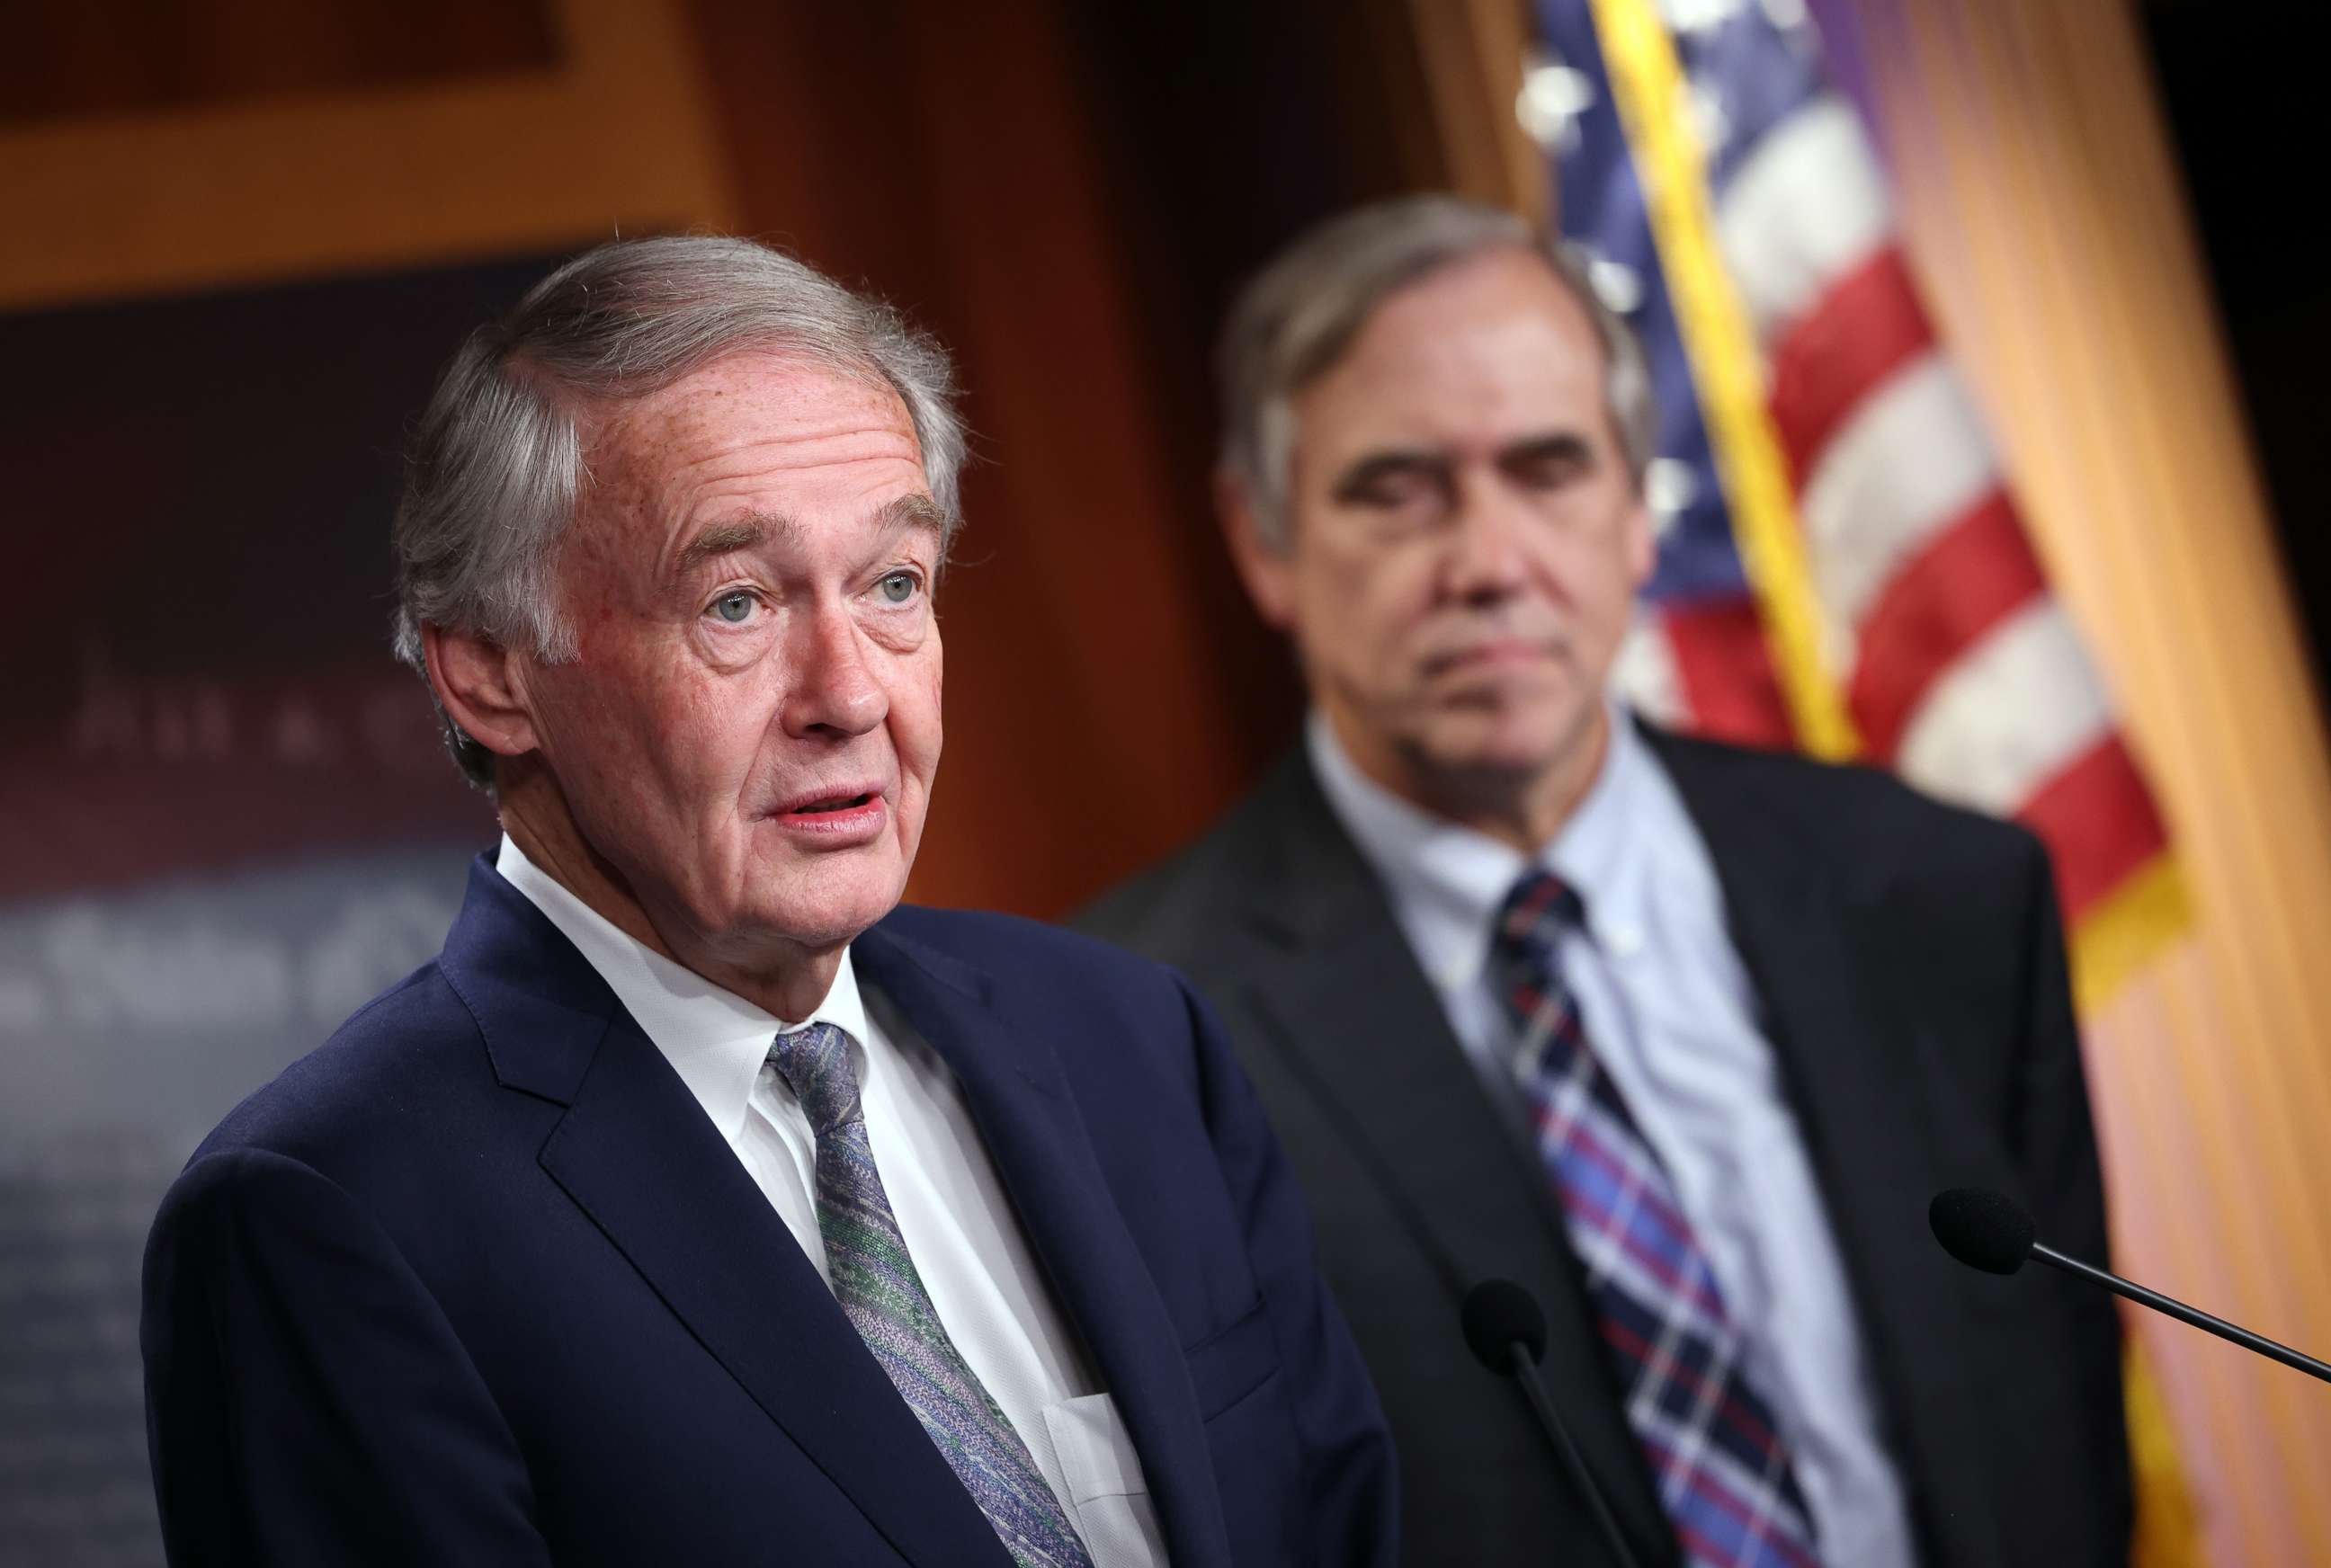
xmin=779 ymin=601 xmax=887 ymax=740
xmin=1440 ymin=472 xmax=1533 ymax=606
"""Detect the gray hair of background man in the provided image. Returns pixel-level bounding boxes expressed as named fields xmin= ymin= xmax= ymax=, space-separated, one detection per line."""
xmin=390 ymin=234 xmax=969 ymax=788
xmin=1218 ymin=193 xmax=1657 ymax=551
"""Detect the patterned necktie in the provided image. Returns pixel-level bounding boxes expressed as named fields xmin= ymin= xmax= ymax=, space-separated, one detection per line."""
xmin=1491 ymin=871 xmax=1822 ymax=1568
xmin=767 ymin=1022 xmax=1094 ymax=1568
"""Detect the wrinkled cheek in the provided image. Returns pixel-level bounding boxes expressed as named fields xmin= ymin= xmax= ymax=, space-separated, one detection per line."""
xmin=909 ymin=643 xmax=944 ymax=779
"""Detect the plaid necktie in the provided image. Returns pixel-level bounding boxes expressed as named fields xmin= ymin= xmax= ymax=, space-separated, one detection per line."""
xmin=1492 ymin=871 xmax=1822 ymax=1568
xmin=768 ymin=1022 xmax=1094 ymax=1568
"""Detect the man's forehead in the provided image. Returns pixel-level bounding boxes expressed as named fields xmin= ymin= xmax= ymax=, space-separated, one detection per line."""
xmin=561 ymin=352 xmax=933 ymax=567
xmin=1368 ymin=245 xmax=1592 ymax=338
xmin=1351 ymin=272 xmax=1595 ymax=380
xmin=586 ymin=353 xmax=919 ymax=477
xmin=1299 ymin=262 xmax=1607 ymax=444
xmin=596 ymin=349 xmax=915 ymax=447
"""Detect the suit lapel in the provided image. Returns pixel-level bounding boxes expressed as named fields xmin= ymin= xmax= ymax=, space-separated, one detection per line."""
xmin=442 ymin=860 xmax=1010 ymax=1568
xmin=1228 ymin=755 xmax=1680 ymax=1568
xmin=853 ymin=921 xmax=1235 ymax=1568
xmin=1652 ymin=733 xmax=2010 ymax=1566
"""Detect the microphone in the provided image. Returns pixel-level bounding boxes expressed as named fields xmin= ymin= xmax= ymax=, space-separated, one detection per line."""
xmin=1461 ymin=1280 xmax=1646 ymax=1568
xmin=1929 ymin=1188 xmax=2331 ymax=1384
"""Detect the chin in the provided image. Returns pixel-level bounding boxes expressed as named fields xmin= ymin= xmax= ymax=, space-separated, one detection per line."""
xmin=1419 ymin=705 xmax=1590 ymax=778
xmin=753 ymin=862 xmax=907 ymax=950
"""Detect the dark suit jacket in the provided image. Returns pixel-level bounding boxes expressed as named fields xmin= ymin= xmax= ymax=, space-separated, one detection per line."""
xmin=1081 ymin=726 xmax=2130 ymax=1568
xmin=141 ymin=855 xmax=1397 ymax=1567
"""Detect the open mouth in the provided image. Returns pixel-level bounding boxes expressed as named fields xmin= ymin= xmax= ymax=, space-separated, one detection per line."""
xmin=789 ymin=793 xmax=873 ymax=815
xmin=771 ymin=788 xmax=888 ymax=838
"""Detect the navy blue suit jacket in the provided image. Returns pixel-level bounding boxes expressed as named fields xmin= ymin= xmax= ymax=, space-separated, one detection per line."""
xmin=141 ymin=856 xmax=1397 ymax=1566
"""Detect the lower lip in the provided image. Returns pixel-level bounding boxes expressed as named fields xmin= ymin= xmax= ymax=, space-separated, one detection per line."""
xmin=1434 ymin=642 xmax=1553 ymax=674
xmin=768 ymin=797 xmax=889 ymax=845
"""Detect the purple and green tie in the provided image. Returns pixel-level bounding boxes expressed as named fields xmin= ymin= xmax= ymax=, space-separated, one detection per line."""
xmin=1492 ymin=871 xmax=1822 ymax=1568
xmin=767 ymin=1022 xmax=1094 ymax=1568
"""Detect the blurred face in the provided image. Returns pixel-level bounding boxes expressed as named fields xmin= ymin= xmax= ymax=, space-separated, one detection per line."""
xmin=1238 ymin=248 xmax=1654 ymax=836
xmin=517 ymin=350 xmax=943 ymax=972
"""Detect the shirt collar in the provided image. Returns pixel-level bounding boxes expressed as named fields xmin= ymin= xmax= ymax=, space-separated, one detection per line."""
xmin=1305 ymin=706 xmax=1654 ymax=993
xmin=1547 ymin=705 xmax=1652 ymax=911
xmin=495 ymin=833 xmax=870 ymax=1144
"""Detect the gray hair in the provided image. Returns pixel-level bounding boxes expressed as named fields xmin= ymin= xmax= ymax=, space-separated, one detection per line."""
xmin=1218 ymin=193 xmax=1656 ymax=549
xmin=390 ymin=234 xmax=967 ymax=788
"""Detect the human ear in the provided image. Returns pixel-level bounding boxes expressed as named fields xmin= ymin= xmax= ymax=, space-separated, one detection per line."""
xmin=422 ymin=622 xmax=541 ymax=762
xmin=1217 ymin=470 xmax=1299 ymax=630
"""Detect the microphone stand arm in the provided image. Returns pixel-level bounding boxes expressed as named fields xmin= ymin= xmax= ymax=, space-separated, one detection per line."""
xmin=1504 ymin=1342 xmax=1647 ymax=1568
xmin=2031 ymin=1243 xmax=2331 ymax=1385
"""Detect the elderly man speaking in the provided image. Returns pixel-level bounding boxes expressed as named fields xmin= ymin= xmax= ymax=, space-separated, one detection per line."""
xmin=138 ymin=237 xmax=1395 ymax=1568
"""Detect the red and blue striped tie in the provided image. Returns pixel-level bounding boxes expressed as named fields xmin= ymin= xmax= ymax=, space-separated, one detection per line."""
xmin=1492 ymin=871 xmax=1822 ymax=1568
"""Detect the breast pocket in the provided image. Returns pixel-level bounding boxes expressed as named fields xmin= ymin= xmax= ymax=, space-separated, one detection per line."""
xmin=1183 ymin=1298 xmax=1278 ymax=1420
xmin=1042 ymin=1392 xmax=1165 ymax=1567
xmin=1180 ymin=1298 xmax=1306 ymax=1564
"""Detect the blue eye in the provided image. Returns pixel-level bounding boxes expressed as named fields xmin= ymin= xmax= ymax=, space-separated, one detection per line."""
xmin=877 ymin=571 xmax=920 ymax=605
xmin=711 ymin=591 xmax=755 ymax=623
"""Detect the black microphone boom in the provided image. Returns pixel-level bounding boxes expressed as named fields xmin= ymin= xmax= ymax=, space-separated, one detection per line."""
xmin=1460 ymin=1280 xmax=1646 ymax=1568
xmin=1929 ymin=1188 xmax=2331 ymax=1385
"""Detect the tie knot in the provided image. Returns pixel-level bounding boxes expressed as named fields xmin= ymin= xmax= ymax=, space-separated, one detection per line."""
xmin=767 ymin=1021 xmax=862 ymax=1135
xmin=1496 ymin=869 xmax=1585 ymax=956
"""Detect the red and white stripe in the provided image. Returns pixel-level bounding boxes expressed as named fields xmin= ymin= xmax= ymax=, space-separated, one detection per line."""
xmin=1660 ymin=91 xmax=2164 ymax=920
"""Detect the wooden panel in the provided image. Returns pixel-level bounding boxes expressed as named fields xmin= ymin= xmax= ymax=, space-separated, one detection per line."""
xmin=1401 ymin=0 xmax=1542 ymax=219
xmin=0 ymin=0 xmax=558 ymax=126
xmin=0 ymin=0 xmax=735 ymax=312
xmin=1835 ymin=3 xmax=2331 ymax=1563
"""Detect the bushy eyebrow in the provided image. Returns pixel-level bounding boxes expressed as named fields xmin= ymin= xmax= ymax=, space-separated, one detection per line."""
xmin=673 ymin=494 xmax=944 ymax=577
xmin=674 ymin=513 xmax=794 ymax=575
xmin=1331 ymin=431 xmax=1599 ymax=501
xmin=1499 ymin=432 xmax=1594 ymax=469
xmin=1332 ymin=449 xmax=1449 ymax=502
xmin=879 ymin=493 xmax=947 ymax=541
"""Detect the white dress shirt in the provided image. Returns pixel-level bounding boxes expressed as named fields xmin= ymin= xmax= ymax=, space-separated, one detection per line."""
xmin=496 ymin=836 xmax=1163 ymax=1566
xmin=1308 ymin=712 xmax=1919 ymax=1568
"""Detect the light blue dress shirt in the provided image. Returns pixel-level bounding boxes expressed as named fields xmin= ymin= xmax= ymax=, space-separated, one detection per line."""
xmin=1308 ymin=708 xmax=1918 ymax=1568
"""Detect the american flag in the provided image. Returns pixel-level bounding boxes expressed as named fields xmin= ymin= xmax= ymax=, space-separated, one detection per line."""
xmin=1528 ymin=0 xmax=2176 ymax=980
xmin=1524 ymin=3 xmax=2197 ymax=1561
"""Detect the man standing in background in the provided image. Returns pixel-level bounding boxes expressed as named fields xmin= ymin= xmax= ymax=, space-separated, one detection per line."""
xmin=1084 ymin=196 xmax=2129 ymax=1568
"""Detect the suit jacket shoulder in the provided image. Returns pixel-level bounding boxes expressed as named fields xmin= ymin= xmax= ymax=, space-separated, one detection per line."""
xmin=184 ymin=953 xmax=560 ymax=1209
xmin=1643 ymin=728 xmax=2067 ymax=1054
xmin=879 ymin=902 xmax=1206 ymax=1050
xmin=1078 ymin=746 xmax=1367 ymax=980
xmin=1643 ymin=726 xmax=2056 ymax=899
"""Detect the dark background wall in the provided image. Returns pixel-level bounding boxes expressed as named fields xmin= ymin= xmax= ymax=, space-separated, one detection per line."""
xmin=2140 ymin=0 xmax=2331 ymax=701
